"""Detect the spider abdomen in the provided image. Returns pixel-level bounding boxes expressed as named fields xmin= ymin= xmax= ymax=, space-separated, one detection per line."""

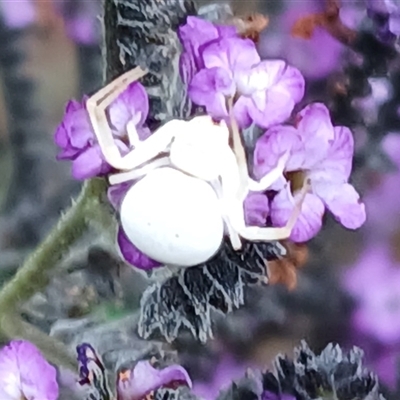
xmin=120 ymin=167 xmax=224 ymax=267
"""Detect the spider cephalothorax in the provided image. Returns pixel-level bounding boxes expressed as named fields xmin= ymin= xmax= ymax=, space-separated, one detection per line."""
xmin=86 ymin=68 xmax=308 ymax=267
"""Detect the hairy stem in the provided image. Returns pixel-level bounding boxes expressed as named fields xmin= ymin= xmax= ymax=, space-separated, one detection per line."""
xmin=1 ymin=314 xmax=78 ymax=370
xmin=0 ymin=178 xmax=107 ymax=317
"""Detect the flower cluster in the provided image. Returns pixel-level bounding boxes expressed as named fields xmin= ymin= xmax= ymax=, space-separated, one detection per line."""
xmin=55 ymin=14 xmax=365 ymax=267
xmin=253 ymin=102 xmax=366 ymax=242
xmin=55 ymin=81 xmax=150 ymax=180
xmin=179 ymin=17 xmax=305 ymax=129
xmin=77 ymin=343 xmax=192 ymax=400
xmin=179 ymin=16 xmax=364 ymax=243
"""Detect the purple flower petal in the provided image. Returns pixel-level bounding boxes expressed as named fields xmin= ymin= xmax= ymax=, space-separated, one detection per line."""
xmin=108 ymin=82 xmax=149 ymax=136
xmin=253 ymin=125 xmax=301 ymax=180
xmin=235 ymin=60 xmax=287 ymax=96
xmin=235 ymin=62 xmax=304 ymax=129
xmin=270 ymin=185 xmax=325 ymax=242
xmin=189 ymin=68 xmax=234 ymax=119
xmin=54 ymin=99 xmax=95 ymax=159
xmin=296 ymin=103 xmax=335 ymax=167
xmin=72 ymin=145 xmax=111 ymax=180
xmin=117 ymin=228 xmax=162 ymax=270
xmin=178 ymin=17 xmax=237 ymax=71
xmin=202 ymin=37 xmax=260 ymax=71
xmin=308 ymin=127 xmax=354 ymax=183
xmin=117 ymin=361 xmax=192 ymax=400
xmin=244 ymin=89 xmax=296 ymax=129
xmin=232 ymin=99 xmax=253 ymax=128
xmin=0 ymin=340 xmax=58 ymax=400
xmin=0 ymin=0 xmax=36 ymax=29
xmin=276 ymin=64 xmax=305 ymax=104
xmin=244 ymin=192 xmax=270 ymax=227
xmin=313 ymin=181 xmax=366 ymax=229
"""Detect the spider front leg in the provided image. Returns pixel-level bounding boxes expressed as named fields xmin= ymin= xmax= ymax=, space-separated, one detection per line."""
xmin=86 ymin=67 xmax=147 ymax=166
xmin=109 ymin=156 xmax=170 ymax=185
xmin=86 ymin=67 xmax=186 ymax=171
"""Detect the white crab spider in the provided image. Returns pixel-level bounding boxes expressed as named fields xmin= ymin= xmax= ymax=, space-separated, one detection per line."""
xmin=86 ymin=68 xmax=307 ymax=267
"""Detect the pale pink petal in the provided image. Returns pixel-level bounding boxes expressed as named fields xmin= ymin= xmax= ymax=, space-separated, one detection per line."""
xmin=312 ymin=181 xmax=366 ymax=229
xmin=270 ymin=185 xmax=325 ymax=242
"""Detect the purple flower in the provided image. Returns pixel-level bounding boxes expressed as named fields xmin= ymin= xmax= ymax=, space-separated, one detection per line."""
xmin=244 ymin=192 xmax=270 ymax=227
xmin=178 ymin=16 xmax=238 ymax=86
xmin=189 ymin=36 xmax=305 ymax=129
xmin=55 ymin=81 xmax=150 ymax=180
xmin=253 ymin=102 xmax=366 ymax=242
xmin=117 ymin=360 xmax=192 ymax=400
xmin=0 ymin=0 xmax=36 ymax=29
xmin=343 ymin=243 xmax=400 ymax=345
xmin=0 ymin=340 xmax=58 ymax=400
xmin=53 ymin=0 xmax=102 ymax=45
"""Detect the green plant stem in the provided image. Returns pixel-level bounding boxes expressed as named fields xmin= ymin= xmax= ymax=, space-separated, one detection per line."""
xmin=0 ymin=178 xmax=107 ymax=316
xmin=0 ymin=178 xmax=109 ymax=371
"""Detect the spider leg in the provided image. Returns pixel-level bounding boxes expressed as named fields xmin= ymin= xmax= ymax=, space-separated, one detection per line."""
xmin=227 ymin=98 xmax=251 ymax=200
xmin=236 ymin=180 xmax=310 ymax=241
xmin=86 ymin=67 xmax=147 ymax=169
xmin=211 ymin=179 xmax=242 ymax=250
xmin=217 ymin=147 xmax=246 ymax=250
xmin=86 ymin=67 xmax=184 ymax=171
xmin=109 ymin=156 xmax=171 ymax=185
xmin=247 ymin=152 xmax=289 ymax=193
